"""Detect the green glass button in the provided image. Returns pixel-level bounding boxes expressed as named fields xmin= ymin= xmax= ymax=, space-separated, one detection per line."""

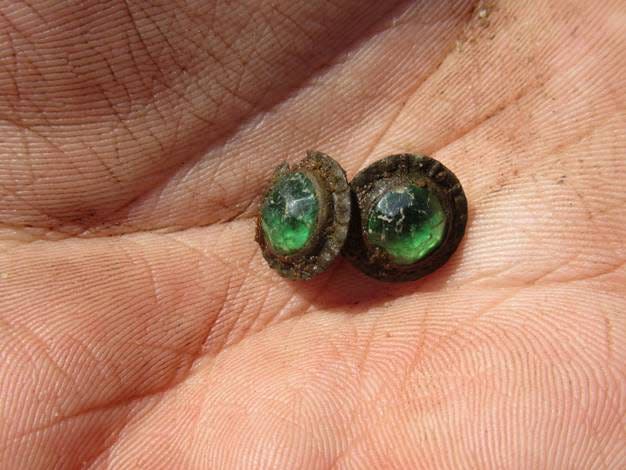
xmin=261 ymin=172 xmax=319 ymax=254
xmin=367 ymin=184 xmax=446 ymax=264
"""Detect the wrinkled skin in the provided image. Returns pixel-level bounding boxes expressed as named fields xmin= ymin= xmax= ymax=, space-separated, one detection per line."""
xmin=1 ymin=1 xmax=625 ymax=468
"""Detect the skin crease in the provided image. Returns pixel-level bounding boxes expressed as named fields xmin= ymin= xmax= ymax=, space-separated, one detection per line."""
xmin=0 ymin=0 xmax=625 ymax=467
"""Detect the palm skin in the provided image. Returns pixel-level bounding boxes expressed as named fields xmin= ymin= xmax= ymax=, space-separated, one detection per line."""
xmin=1 ymin=0 xmax=625 ymax=468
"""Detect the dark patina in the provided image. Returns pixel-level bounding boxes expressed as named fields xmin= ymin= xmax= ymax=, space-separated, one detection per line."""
xmin=343 ymin=154 xmax=468 ymax=282
xmin=256 ymin=150 xmax=351 ymax=280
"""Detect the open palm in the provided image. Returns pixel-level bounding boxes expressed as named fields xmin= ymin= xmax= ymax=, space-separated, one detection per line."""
xmin=1 ymin=1 xmax=625 ymax=468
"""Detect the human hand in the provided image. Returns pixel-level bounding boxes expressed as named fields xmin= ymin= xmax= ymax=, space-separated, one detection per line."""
xmin=1 ymin=1 xmax=624 ymax=468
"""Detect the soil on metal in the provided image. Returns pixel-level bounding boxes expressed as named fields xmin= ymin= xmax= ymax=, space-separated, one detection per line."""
xmin=343 ymin=154 xmax=468 ymax=282
xmin=256 ymin=150 xmax=350 ymax=280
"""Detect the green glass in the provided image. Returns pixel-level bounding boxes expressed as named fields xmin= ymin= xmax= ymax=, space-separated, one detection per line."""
xmin=367 ymin=184 xmax=446 ymax=264
xmin=261 ymin=172 xmax=319 ymax=254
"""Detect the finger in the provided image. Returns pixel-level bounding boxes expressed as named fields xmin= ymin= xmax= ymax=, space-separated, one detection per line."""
xmin=88 ymin=0 xmax=476 ymax=235
xmin=0 ymin=0 xmax=410 ymax=229
xmin=50 ymin=0 xmax=626 ymax=243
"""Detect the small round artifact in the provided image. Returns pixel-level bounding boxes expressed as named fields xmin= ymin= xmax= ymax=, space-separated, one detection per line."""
xmin=344 ymin=154 xmax=467 ymax=282
xmin=256 ymin=150 xmax=350 ymax=280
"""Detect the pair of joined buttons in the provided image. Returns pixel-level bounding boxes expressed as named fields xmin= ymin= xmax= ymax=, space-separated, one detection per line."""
xmin=255 ymin=151 xmax=467 ymax=282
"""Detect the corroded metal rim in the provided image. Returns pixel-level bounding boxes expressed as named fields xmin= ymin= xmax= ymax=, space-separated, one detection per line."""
xmin=256 ymin=150 xmax=351 ymax=280
xmin=343 ymin=154 xmax=468 ymax=282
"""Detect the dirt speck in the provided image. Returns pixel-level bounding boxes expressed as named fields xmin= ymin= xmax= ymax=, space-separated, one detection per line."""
xmin=477 ymin=3 xmax=493 ymax=27
xmin=455 ymin=1 xmax=498 ymax=52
